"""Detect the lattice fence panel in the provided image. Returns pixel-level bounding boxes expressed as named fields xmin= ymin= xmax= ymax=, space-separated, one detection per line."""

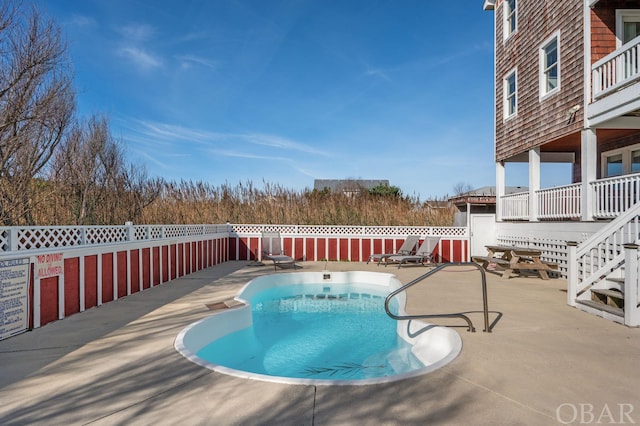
xmin=134 ymin=226 xmax=147 ymax=241
xmin=148 ymin=226 xmax=163 ymax=239
xmin=163 ymin=226 xmax=186 ymax=238
xmin=16 ymin=227 xmax=83 ymax=250
xmin=0 ymin=229 xmax=9 ymax=252
xmin=86 ymin=227 xmax=128 ymax=245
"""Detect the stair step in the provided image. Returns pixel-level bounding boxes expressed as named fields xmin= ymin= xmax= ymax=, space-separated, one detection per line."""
xmin=607 ymin=277 xmax=625 ymax=283
xmin=591 ymin=287 xmax=625 ymax=309
xmin=591 ymin=288 xmax=624 ymax=299
xmin=577 ymin=299 xmax=624 ymax=317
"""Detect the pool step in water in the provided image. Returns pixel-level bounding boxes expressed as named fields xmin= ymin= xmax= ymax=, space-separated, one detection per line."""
xmin=385 ymin=347 xmax=424 ymax=374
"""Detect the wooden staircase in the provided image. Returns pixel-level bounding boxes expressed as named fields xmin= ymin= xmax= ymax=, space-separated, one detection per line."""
xmin=567 ymin=203 xmax=640 ymax=326
xmin=575 ymin=266 xmax=626 ymax=323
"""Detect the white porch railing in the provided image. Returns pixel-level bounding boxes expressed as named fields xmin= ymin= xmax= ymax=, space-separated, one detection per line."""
xmin=592 ymin=173 xmax=640 ymax=219
xmin=500 ymin=191 xmax=529 ymax=220
xmin=592 ymin=34 xmax=640 ymax=99
xmin=537 ymin=183 xmax=582 ymax=220
xmin=499 ymin=173 xmax=640 ymax=221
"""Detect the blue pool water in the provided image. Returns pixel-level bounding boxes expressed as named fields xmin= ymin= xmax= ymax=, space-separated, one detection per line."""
xmin=196 ymin=284 xmax=424 ymax=380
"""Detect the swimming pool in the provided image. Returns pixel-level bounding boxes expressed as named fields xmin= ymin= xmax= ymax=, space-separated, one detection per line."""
xmin=175 ymin=271 xmax=462 ymax=385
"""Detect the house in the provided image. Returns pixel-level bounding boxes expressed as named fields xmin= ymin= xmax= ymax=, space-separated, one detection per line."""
xmin=483 ymin=0 xmax=640 ymax=326
xmin=313 ymin=179 xmax=390 ymax=197
xmin=449 ymin=186 xmax=527 ymax=226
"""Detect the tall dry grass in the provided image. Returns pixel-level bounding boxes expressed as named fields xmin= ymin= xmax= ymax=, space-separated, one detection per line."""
xmin=138 ymin=180 xmax=454 ymax=226
xmin=26 ymin=179 xmax=453 ymax=226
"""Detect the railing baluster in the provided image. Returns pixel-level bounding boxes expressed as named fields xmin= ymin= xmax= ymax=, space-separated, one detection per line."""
xmin=592 ymin=35 xmax=640 ymax=99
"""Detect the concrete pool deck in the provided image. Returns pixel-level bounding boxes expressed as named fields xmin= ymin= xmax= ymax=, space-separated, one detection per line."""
xmin=0 ymin=261 xmax=638 ymax=425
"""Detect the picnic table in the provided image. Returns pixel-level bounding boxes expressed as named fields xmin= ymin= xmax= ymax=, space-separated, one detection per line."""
xmin=472 ymin=245 xmax=558 ymax=280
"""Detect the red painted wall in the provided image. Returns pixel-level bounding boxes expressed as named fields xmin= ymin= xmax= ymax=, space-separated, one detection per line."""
xmin=350 ymin=239 xmax=360 ymax=262
xmin=30 ymin=235 xmax=465 ymax=330
xmin=64 ymin=258 xmax=80 ymax=315
xmin=294 ymin=238 xmax=304 ymax=261
xmin=102 ymin=253 xmax=114 ymax=303
xmin=153 ymin=247 xmax=161 ymax=286
xmin=40 ymin=276 xmax=58 ymax=325
xmin=84 ymin=255 xmax=98 ymax=309
xmin=161 ymin=246 xmax=169 ymax=283
xmin=117 ymin=251 xmax=127 ymax=298
xmin=142 ymin=248 xmax=151 ymax=289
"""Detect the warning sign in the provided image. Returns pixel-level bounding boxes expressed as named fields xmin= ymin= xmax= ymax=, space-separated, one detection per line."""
xmin=36 ymin=253 xmax=64 ymax=279
xmin=0 ymin=257 xmax=30 ymax=340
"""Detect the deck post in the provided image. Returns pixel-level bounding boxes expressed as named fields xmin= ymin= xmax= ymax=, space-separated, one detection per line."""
xmin=529 ymin=148 xmax=540 ymax=222
xmin=623 ymin=243 xmax=639 ymax=327
xmin=566 ymin=241 xmax=578 ymax=307
xmin=580 ymin=129 xmax=597 ymax=221
xmin=496 ymin=161 xmax=505 ymax=221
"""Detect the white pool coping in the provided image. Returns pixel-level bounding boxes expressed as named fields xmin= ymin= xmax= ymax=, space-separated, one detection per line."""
xmin=175 ymin=271 xmax=462 ymax=386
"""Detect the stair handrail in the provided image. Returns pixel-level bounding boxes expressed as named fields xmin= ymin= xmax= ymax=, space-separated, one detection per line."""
xmin=384 ymin=262 xmax=490 ymax=333
xmin=573 ymin=202 xmax=640 ymax=293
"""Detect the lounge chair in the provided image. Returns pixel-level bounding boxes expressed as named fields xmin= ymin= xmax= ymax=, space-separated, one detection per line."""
xmin=385 ymin=236 xmax=441 ymax=268
xmin=367 ymin=235 xmax=420 ymax=265
xmin=261 ymin=231 xmax=298 ymax=270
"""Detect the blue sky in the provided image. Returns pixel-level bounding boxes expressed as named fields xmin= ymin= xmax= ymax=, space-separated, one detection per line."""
xmin=37 ymin=0 xmax=571 ymax=198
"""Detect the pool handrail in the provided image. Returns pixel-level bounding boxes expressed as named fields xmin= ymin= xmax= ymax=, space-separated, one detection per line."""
xmin=384 ymin=262 xmax=491 ymax=333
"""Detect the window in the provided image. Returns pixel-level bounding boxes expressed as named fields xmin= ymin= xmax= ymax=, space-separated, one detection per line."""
xmin=539 ymin=32 xmax=560 ymax=99
xmin=503 ymin=0 xmax=517 ymax=41
xmin=616 ymin=10 xmax=640 ymax=80
xmin=632 ymin=150 xmax=640 ymax=173
xmin=616 ymin=10 xmax=640 ymax=46
xmin=606 ymin=154 xmax=623 ymax=177
xmin=504 ymin=69 xmax=517 ymax=119
xmin=601 ymin=143 xmax=640 ymax=177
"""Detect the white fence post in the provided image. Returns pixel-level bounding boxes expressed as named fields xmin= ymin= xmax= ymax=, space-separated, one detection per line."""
xmin=125 ymin=221 xmax=134 ymax=241
xmin=623 ymin=243 xmax=640 ymax=327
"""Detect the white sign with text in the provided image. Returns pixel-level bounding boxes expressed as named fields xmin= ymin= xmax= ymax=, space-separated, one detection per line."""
xmin=0 ymin=257 xmax=30 ymax=340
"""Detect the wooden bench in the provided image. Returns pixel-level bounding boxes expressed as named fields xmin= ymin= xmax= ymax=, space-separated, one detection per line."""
xmin=472 ymin=256 xmax=511 ymax=269
xmin=473 ymin=246 xmax=559 ymax=280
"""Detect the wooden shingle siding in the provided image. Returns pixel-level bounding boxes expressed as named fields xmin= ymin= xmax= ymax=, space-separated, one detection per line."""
xmin=591 ymin=5 xmax=616 ymax=63
xmin=494 ymin=0 xmax=584 ymax=162
xmin=591 ymin=1 xmax=638 ymax=63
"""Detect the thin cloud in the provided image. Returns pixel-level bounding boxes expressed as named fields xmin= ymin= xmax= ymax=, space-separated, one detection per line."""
xmin=242 ymin=133 xmax=329 ymax=157
xmin=117 ymin=47 xmax=162 ymax=70
xmin=176 ymin=55 xmax=217 ymax=71
xmin=365 ymin=66 xmax=391 ymax=82
xmin=208 ymin=149 xmax=289 ymax=162
xmin=131 ymin=120 xmax=330 ymax=157
xmin=68 ymin=14 xmax=97 ymax=29
xmin=116 ymin=23 xmax=156 ymax=41
xmin=130 ymin=148 xmax=171 ymax=170
xmin=134 ymin=120 xmax=217 ymax=142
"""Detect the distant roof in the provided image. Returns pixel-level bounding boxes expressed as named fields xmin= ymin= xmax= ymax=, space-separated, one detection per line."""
xmin=313 ymin=179 xmax=389 ymax=192
xmin=448 ymin=186 xmax=528 ymax=205
xmin=457 ymin=186 xmax=528 ymax=197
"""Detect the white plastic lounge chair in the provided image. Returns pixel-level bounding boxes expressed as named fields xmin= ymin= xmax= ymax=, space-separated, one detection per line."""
xmin=385 ymin=236 xmax=441 ymax=268
xmin=367 ymin=235 xmax=420 ymax=265
xmin=261 ymin=231 xmax=298 ymax=270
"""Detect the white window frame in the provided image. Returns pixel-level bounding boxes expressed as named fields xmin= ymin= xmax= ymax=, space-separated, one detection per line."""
xmin=503 ymin=68 xmax=517 ymax=120
xmin=539 ymin=31 xmax=561 ymax=100
xmin=601 ymin=142 xmax=640 ymax=177
xmin=616 ymin=9 xmax=640 ymax=47
xmin=503 ymin=0 xmax=517 ymax=42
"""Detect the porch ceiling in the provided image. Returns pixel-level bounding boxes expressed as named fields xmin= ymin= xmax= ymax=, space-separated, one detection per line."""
xmin=502 ymin=129 xmax=640 ymax=163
